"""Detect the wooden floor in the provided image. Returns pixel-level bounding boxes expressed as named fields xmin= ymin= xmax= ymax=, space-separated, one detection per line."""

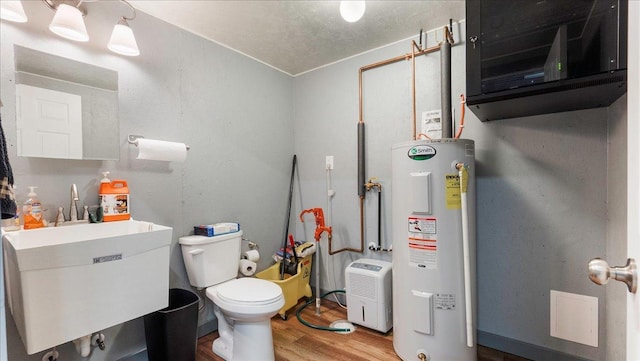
xmin=196 ymin=299 xmax=531 ymax=361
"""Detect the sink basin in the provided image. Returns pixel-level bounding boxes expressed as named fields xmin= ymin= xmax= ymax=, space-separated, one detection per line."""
xmin=2 ymin=220 xmax=172 ymax=355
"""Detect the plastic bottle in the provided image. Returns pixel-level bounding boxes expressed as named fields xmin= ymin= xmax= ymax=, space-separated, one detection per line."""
xmin=23 ymin=186 xmax=45 ymax=229
xmin=99 ymin=171 xmax=130 ymax=222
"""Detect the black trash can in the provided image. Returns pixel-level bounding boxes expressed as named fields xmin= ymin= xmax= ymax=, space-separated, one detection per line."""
xmin=144 ymin=288 xmax=199 ymax=361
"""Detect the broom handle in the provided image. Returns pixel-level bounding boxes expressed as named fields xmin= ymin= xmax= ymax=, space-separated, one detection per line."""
xmin=280 ymin=154 xmax=297 ymax=280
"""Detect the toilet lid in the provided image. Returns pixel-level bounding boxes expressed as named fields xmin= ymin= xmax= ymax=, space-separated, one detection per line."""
xmin=215 ymin=278 xmax=283 ymax=305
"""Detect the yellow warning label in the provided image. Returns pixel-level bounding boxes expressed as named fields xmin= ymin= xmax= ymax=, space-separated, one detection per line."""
xmin=445 ymin=174 xmax=461 ymax=209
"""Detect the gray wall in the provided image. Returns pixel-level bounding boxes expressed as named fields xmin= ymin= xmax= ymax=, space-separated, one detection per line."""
xmin=1 ymin=2 xmax=293 ymax=360
xmin=1 ymin=2 xmax=627 ymax=361
xmin=293 ymin=19 xmax=620 ymax=361
xmin=606 ymin=94 xmax=627 ymax=361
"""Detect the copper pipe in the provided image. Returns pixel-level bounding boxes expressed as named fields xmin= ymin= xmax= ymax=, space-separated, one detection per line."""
xmin=446 ymin=23 xmax=454 ymax=44
xmin=357 ymin=43 xmax=440 ymax=123
xmin=359 ymin=44 xmax=440 ymax=74
xmin=412 ymin=42 xmax=416 ymax=140
xmin=357 ymin=44 xmax=440 ymax=130
xmin=352 ymin=42 xmax=442 ymax=256
xmin=358 ymin=70 xmax=363 ymax=123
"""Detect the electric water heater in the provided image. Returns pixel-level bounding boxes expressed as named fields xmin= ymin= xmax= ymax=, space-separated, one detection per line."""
xmin=391 ymin=139 xmax=476 ymax=361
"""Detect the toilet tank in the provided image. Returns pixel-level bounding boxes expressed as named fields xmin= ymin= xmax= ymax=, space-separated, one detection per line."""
xmin=179 ymin=231 xmax=243 ymax=288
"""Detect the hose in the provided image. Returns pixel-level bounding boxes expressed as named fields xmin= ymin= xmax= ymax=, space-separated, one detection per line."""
xmin=296 ymin=290 xmax=350 ymax=332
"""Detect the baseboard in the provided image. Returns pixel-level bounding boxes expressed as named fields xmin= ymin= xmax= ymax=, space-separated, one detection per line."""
xmin=477 ymin=331 xmax=591 ymax=361
xmin=198 ymin=319 xmax=217 ymax=337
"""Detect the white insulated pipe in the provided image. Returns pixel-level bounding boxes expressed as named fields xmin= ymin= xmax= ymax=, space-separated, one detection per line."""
xmin=457 ymin=163 xmax=473 ymax=347
xmin=73 ymin=334 xmax=91 ymax=357
xmin=315 ymin=241 xmax=321 ymax=315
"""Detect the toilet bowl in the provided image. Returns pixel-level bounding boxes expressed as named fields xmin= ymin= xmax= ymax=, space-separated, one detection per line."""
xmin=179 ymin=231 xmax=284 ymax=361
xmin=206 ymin=278 xmax=285 ymax=361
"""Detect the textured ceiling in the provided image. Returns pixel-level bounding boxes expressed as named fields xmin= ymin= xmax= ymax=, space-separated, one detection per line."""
xmin=129 ymin=1 xmax=465 ymax=76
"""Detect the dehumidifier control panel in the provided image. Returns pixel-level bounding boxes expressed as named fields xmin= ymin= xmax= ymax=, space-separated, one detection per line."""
xmin=350 ymin=262 xmax=383 ymax=272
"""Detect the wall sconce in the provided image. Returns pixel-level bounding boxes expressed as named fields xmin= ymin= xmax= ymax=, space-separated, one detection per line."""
xmin=48 ymin=1 xmax=89 ymax=42
xmin=0 ymin=0 xmax=28 ymax=23
xmin=107 ymin=2 xmax=139 ymax=57
xmin=44 ymin=0 xmax=140 ymax=56
xmin=2 ymin=0 xmax=141 ymax=56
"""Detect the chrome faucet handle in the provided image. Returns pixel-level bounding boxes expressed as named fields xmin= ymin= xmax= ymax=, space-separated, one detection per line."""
xmin=55 ymin=207 xmax=65 ymax=227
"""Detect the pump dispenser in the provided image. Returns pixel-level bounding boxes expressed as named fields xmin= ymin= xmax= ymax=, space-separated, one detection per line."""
xmin=23 ymin=186 xmax=45 ymax=229
xmin=101 ymin=171 xmax=111 ymax=184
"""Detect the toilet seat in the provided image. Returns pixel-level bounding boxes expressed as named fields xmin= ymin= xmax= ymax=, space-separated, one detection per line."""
xmin=215 ymin=278 xmax=282 ymax=305
xmin=206 ymin=278 xmax=284 ymax=316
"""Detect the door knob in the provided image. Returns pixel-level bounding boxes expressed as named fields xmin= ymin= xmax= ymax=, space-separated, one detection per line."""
xmin=588 ymin=258 xmax=637 ymax=294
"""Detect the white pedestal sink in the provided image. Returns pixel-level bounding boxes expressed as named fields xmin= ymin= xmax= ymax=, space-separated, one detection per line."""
xmin=2 ymin=220 xmax=172 ymax=355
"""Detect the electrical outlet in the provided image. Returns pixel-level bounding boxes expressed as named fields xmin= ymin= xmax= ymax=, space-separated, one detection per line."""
xmin=421 ymin=110 xmax=442 ymax=139
xmin=326 ymin=156 xmax=334 ymax=170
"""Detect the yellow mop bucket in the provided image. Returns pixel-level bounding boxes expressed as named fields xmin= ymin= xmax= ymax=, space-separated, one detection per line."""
xmin=256 ymin=247 xmax=313 ymax=320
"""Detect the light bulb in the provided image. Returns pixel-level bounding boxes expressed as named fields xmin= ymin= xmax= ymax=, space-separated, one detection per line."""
xmin=0 ymin=1 xmax=28 ymax=23
xmin=340 ymin=1 xmax=365 ymax=23
xmin=108 ymin=18 xmax=139 ymax=56
xmin=49 ymin=3 xmax=89 ymax=42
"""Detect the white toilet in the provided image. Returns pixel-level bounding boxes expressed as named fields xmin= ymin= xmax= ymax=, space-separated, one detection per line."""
xmin=179 ymin=231 xmax=285 ymax=361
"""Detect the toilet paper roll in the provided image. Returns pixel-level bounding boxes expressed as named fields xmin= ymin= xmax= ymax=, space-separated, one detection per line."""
xmin=136 ymin=138 xmax=188 ymax=162
xmin=239 ymin=259 xmax=257 ymax=277
xmin=243 ymin=250 xmax=260 ymax=263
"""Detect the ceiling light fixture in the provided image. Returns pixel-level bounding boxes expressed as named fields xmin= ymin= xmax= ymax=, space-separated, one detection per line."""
xmin=48 ymin=1 xmax=89 ymax=42
xmin=340 ymin=1 xmax=366 ymax=23
xmin=0 ymin=0 xmax=28 ymax=23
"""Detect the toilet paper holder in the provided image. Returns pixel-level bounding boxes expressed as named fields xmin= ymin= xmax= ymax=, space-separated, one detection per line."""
xmin=128 ymin=135 xmax=191 ymax=150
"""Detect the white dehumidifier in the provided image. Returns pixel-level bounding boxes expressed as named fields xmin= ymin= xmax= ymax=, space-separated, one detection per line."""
xmin=345 ymin=258 xmax=392 ymax=333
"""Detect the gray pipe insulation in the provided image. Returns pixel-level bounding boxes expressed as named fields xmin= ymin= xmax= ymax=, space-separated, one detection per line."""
xmin=357 ymin=122 xmax=365 ymax=197
xmin=441 ymin=35 xmax=452 ymax=139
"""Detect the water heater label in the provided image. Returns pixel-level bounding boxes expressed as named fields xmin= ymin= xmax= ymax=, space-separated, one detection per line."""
xmin=445 ymin=174 xmax=461 ymax=209
xmin=407 ymin=145 xmax=436 ymax=160
xmin=408 ymin=216 xmax=436 ymax=234
xmin=408 ymin=217 xmax=438 ymax=269
xmin=435 ymin=293 xmax=456 ymax=310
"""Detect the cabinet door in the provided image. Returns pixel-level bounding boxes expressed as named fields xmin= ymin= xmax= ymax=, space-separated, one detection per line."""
xmin=16 ymin=84 xmax=82 ymax=159
xmin=465 ymin=0 xmax=482 ymax=97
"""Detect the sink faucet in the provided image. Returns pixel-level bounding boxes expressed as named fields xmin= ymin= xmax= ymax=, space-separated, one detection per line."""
xmin=70 ymin=184 xmax=79 ymax=222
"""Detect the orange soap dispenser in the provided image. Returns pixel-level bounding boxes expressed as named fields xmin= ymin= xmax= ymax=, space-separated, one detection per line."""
xmin=99 ymin=171 xmax=130 ymax=222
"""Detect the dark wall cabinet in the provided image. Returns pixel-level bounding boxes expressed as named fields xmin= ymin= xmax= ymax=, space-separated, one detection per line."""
xmin=465 ymin=0 xmax=627 ymax=121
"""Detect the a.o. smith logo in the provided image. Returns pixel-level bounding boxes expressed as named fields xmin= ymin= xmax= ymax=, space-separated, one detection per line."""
xmin=408 ymin=145 xmax=436 ymax=160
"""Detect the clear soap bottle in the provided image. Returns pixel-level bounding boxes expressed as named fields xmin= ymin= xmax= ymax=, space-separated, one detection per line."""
xmin=23 ymin=186 xmax=45 ymax=229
